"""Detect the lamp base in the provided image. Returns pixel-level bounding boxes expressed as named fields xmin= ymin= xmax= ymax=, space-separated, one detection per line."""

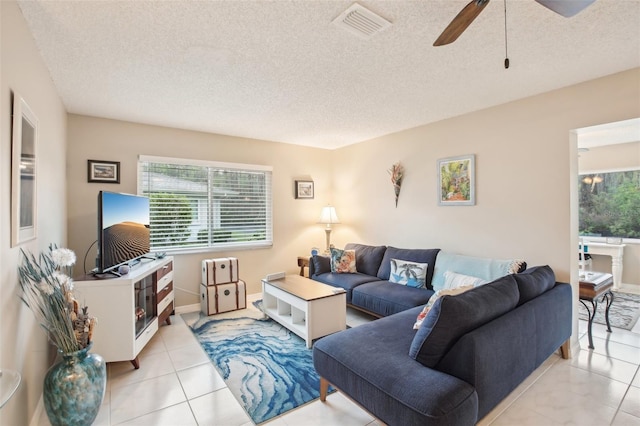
xmin=325 ymin=228 xmax=332 ymax=253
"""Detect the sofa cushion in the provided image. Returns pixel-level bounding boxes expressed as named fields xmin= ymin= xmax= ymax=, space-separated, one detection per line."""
xmin=432 ymin=252 xmax=525 ymax=292
xmin=312 ymin=272 xmax=379 ymax=304
xmin=352 ymin=281 xmax=434 ymax=317
xmin=377 ymin=247 xmax=440 ymax=289
xmin=513 ymin=265 xmax=556 ymax=306
xmin=330 ymin=248 xmax=356 ymax=273
xmin=345 ymin=243 xmax=387 ymax=276
xmin=409 ymin=274 xmax=520 ymax=368
xmin=390 ymin=258 xmax=428 ymax=288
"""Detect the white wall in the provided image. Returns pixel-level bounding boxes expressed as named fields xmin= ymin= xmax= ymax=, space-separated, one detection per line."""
xmin=1 ymin=1 xmax=68 ymax=424
xmin=66 ymin=115 xmax=334 ymax=302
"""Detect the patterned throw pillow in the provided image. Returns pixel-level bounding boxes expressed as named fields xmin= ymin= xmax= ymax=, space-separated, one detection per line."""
xmin=413 ymin=285 xmax=474 ymax=329
xmin=389 ymin=258 xmax=428 ymax=288
xmin=330 ymin=248 xmax=357 ymax=273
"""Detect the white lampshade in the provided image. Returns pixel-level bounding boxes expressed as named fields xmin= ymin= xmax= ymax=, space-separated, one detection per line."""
xmin=318 ymin=206 xmax=340 ymax=224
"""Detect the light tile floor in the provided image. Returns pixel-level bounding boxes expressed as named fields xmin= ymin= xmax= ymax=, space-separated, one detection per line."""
xmin=36 ymin=293 xmax=640 ymax=425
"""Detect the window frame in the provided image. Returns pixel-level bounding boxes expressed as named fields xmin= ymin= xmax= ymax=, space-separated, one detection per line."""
xmin=578 ymin=165 xmax=640 ymax=244
xmin=138 ymin=155 xmax=273 ymax=254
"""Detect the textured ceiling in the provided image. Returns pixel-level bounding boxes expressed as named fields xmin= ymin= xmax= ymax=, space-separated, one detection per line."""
xmin=17 ymin=0 xmax=640 ymax=149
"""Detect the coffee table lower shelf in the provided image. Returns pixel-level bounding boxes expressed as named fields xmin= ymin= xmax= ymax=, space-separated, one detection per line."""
xmin=262 ymin=275 xmax=346 ymax=348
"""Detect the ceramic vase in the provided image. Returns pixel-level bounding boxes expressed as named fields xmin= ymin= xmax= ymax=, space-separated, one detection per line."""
xmin=43 ymin=343 xmax=106 ymax=426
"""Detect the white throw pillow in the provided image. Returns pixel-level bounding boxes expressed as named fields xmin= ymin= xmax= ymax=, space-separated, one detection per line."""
xmin=443 ymin=270 xmax=488 ymax=290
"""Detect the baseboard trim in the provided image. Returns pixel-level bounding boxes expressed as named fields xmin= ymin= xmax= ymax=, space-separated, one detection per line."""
xmin=175 ymin=303 xmax=200 ymax=314
xmin=29 ymin=395 xmax=44 ymax=426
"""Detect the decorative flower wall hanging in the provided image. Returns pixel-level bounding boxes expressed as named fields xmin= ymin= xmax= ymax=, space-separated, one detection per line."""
xmin=388 ymin=162 xmax=404 ymax=207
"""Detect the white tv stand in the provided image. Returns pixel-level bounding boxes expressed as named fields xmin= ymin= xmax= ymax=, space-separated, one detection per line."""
xmin=74 ymin=256 xmax=174 ymax=368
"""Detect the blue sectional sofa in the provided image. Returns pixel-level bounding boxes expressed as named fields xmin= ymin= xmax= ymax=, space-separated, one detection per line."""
xmin=309 ymin=243 xmax=526 ymax=317
xmin=311 ymin=244 xmax=572 ymax=425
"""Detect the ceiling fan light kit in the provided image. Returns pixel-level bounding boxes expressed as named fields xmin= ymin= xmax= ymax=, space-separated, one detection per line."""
xmin=535 ymin=0 xmax=597 ymax=17
xmin=433 ymin=0 xmax=597 ymax=47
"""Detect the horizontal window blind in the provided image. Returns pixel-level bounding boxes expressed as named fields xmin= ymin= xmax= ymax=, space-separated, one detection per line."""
xmin=138 ymin=155 xmax=272 ymax=252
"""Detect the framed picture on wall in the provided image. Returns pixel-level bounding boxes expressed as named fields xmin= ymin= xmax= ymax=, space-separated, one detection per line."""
xmin=437 ymin=154 xmax=475 ymax=206
xmin=11 ymin=92 xmax=38 ymax=246
xmin=295 ymin=180 xmax=314 ymax=199
xmin=88 ymin=159 xmax=120 ymax=183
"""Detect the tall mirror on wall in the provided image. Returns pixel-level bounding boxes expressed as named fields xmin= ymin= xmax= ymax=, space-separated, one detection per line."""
xmin=11 ymin=93 xmax=38 ymax=247
xmin=576 ymin=118 xmax=640 ymax=291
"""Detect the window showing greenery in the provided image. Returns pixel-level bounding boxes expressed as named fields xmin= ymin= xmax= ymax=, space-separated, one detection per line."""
xmin=138 ymin=156 xmax=272 ymax=252
xmin=579 ymin=169 xmax=640 ymax=239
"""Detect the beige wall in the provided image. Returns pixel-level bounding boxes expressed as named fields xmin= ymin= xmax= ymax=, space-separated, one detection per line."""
xmin=66 ymin=115 xmax=333 ymax=303
xmin=332 ymin=69 xmax=640 ymax=283
xmin=579 ymin=141 xmax=640 ymax=172
xmin=1 ymin=1 xmax=68 ymax=424
xmin=2 ymin=0 xmax=639 ymax=422
xmin=330 ymin=68 xmax=640 ymax=353
xmin=578 ymin=141 xmax=640 ymax=286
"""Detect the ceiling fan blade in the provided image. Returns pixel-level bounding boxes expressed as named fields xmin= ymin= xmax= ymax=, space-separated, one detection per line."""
xmin=534 ymin=0 xmax=596 ymax=17
xmin=433 ymin=0 xmax=490 ymax=46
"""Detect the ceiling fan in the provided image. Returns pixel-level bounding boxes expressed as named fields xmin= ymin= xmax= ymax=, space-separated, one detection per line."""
xmin=433 ymin=0 xmax=596 ymax=46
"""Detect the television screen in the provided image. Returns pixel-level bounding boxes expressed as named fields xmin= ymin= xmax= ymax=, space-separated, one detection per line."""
xmin=97 ymin=191 xmax=150 ymax=274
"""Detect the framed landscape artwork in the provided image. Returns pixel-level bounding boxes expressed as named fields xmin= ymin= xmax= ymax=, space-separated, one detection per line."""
xmin=88 ymin=159 xmax=120 ymax=183
xmin=11 ymin=93 xmax=38 ymax=246
xmin=438 ymin=154 xmax=475 ymax=206
xmin=295 ymin=180 xmax=314 ymax=199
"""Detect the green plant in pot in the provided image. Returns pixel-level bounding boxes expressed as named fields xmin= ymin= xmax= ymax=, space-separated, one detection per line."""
xmin=18 ymin=245 xmax=106 ymax=426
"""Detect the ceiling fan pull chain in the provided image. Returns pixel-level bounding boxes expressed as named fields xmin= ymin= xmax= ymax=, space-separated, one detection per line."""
xmin=504 ymin=0 xmax=510 ymax=69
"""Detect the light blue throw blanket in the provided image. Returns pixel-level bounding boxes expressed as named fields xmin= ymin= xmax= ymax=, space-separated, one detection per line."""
xmin=431 ymin=252 xmax=524 ymax=292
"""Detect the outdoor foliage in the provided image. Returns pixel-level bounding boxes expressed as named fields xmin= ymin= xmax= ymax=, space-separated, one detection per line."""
xmin=579 ymin=170 xmax=640 ymax=238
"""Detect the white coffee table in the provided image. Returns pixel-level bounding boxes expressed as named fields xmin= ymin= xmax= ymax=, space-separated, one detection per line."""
xmin=261 ymin=273 xmax=346 ymax=348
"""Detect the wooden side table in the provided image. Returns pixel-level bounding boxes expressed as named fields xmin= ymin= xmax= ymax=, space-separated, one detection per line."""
xmin=297 ymin=256 xmax=310 ymax=277
xmin=579 ymin=272 xmax=614 ymax=349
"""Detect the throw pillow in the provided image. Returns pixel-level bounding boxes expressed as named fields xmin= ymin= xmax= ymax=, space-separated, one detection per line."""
xmin=443 ymin=270 xmax=488 ymax=289
xmin=311 ymin=254 xmax=331 ymax=275
xmin=409 ymin=274 xmax=520 ymax=368
xmin=344 ymin=243 xmax=387 ymax=276
xmin=514 ymin=265 xmax=556 ymax=306
xmin=330 ymin=248 xmax=357 ymax=273
xmin=389 ymin=258 xmax=428 ymax=288
xmin=376 ymin=247 xmax=440 ymax=288
xmin=413 ymin=285 xmax=474 ymax=329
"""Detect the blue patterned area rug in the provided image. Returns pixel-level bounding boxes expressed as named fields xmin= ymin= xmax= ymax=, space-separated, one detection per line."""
xmin=188 ymin=308 xmax=332 ymax=424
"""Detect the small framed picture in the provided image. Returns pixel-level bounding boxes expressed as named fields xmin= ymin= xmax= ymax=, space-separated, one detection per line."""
xmin=437 ymin=154 xmax=475 ymax=206
xmin=88 ymin=159 xmax=120 ymax=184
xmin=295 ymin=180 xmax=314 ymax=199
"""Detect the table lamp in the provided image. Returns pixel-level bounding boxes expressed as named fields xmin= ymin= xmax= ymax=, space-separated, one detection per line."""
xmin=318 ymin=206 xmax=340 ymax=253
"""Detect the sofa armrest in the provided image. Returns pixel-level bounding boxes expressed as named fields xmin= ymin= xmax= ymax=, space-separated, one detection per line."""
xmin=308 ymin=256 xmax=315 ymax=276
xmin=435 ymin=282 xmax=571 ymax=419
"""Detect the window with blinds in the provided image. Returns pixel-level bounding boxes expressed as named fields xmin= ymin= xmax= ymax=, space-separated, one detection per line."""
xmin=138 ymin=155 xmax=273 ymax=252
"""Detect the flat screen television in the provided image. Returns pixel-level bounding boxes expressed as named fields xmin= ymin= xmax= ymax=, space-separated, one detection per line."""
xmin=97 ymin=191 xmax=151 ymax=274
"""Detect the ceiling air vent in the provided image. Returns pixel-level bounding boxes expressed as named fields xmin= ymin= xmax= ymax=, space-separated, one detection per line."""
xmin=332 ymin=3 xmax=392 ymax=40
